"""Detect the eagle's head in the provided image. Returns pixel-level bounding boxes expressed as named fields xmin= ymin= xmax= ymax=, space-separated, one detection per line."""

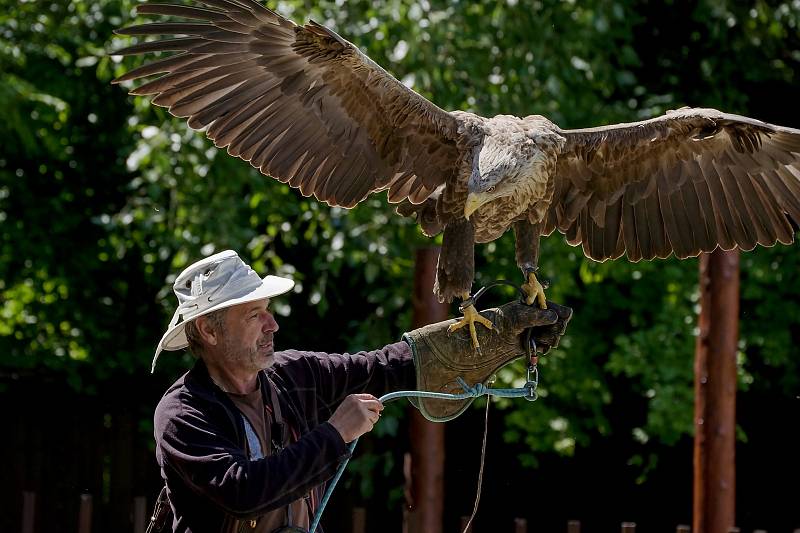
xmin=464 ymin=133 xmax=542 ymax=219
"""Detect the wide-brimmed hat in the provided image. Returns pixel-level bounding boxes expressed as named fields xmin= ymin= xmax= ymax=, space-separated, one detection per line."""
xmin=152 ymin=250 xmax=294 ymax=372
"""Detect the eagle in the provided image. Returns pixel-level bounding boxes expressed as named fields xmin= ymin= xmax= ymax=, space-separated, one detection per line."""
xmin=113 ymin=0 xmax=800 ymax=351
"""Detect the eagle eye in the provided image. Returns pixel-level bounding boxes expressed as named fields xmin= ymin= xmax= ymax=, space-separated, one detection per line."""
xmin=487 ymin=186 xmax=496 ymax=193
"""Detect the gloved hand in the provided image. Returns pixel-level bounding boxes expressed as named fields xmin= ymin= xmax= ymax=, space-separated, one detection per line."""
xmin=403 ymin=300 xmax=572 ymax=422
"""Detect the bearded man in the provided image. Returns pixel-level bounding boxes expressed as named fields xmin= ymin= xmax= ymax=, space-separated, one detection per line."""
xmin=150 ymin=250 xmax=571 ymax=532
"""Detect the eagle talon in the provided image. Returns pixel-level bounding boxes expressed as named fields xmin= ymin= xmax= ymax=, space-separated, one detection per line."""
xmin=448 ymin=302 xmax=494 ymax=353
xmin=521 ymin=271 xmax=547 ymax=309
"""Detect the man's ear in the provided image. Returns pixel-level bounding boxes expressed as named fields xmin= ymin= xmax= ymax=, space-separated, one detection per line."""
xmin=195 ymin=315 xmax=220 ymax=346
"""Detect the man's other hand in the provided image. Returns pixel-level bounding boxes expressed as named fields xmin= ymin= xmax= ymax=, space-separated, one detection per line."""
xmin=328 ymin=393 xmax=384 ymax=443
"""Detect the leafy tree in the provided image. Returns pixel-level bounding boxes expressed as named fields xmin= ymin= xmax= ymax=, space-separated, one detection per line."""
xmin=2 ymin=0 xmax=798 ymax=529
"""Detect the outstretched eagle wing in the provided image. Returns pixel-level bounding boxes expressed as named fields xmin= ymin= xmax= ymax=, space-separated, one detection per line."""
xmin=546 ymin=107 xmax=800 ymax=261
xmin=112 ymin=0 xmax=461 ymax=208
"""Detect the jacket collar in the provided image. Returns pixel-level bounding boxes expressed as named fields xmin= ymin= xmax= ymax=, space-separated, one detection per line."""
xmin=186 ymin=358 xmax=307 ymax=437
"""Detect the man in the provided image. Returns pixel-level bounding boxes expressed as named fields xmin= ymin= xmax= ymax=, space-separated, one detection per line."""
xmin=151 ymin=250 xmax=571 ymax=532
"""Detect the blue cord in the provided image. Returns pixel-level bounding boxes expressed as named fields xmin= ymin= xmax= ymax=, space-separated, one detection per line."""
xmin=308 ymin=379 xmax=538 ymax=533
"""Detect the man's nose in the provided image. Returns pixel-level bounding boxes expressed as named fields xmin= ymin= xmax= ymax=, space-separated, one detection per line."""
xmin=261 ymin=311 xmax=279 ymax=333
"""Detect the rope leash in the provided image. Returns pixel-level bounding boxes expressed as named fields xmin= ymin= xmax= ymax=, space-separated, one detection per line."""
xmin=309 ymin=374 xmax=540 ymax=533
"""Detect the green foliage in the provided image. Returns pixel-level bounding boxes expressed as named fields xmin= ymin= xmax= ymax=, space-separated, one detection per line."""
xmin=1 ymin=0 xmax=798 ymax=498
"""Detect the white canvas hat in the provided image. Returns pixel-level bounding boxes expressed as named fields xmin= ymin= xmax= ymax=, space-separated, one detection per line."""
xmin=152 ymin=249 xmax=294 ymax=372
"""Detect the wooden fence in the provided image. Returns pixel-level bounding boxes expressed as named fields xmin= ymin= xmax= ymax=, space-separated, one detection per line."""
xmin=16 ymin=493 xmax=795 ymax=533
xmin=3 ymin=376 xmax=164 ymax=533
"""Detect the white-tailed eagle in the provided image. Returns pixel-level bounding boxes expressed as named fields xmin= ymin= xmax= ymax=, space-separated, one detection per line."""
xmin=113 ymin=0 xmax=800 ymax=349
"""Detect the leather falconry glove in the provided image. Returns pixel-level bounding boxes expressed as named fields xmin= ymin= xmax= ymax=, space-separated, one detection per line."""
xmin=403 ymin=300 xmax=572 ymax=422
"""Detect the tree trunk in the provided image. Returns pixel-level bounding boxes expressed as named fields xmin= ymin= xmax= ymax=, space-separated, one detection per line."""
xmin=693 ymin=250 xmax=739 ymax=533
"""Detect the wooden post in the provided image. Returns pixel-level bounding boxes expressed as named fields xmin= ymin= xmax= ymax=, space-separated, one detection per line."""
xmin=133 ymin=497 xmax=148 ymax=533
xmin=402 ymin=452 xmax=411 ymax=533
xmin=513 ymin=517 xmax=527 ymax=533
xmin=78 ymin=494 xmax=93 ymax=533
xmin=621 ymin=523 xmax=636 ymax=533
xmin=352 ymin=507 xmax=366 ymax=533
xmin=22 ymin=491 xmax=36 ymax=533
xmin=406 ymin=247 xmax=447 ymax=533
xmin=694 ymin=250 xmax=739 ymax=533
xmin=567 ymin=520 xmax=581 ymax=533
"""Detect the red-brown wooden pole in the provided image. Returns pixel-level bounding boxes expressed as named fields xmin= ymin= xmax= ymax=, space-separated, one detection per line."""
xmin=78 ymin=494 xmax=93 ymax=533
xmin=351 ymin=507 xmax=366 ymax=533
xmin=133 ymin=496 xmax=148 ymax=533
xmin=22 ymin=491 xmax=35 ymax=533
xmin=694 ymin=249 xmax=739 ymax=533
xmin=405 ymin=247 xmax=447 ymax=533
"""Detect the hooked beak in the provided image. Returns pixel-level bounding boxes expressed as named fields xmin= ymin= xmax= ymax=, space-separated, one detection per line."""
xmin=464 ymin=193 xmax=483 ymax=220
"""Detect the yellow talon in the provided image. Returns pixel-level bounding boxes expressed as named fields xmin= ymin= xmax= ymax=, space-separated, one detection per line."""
xmin=522 ymin=271 xmax=547 ymax=309
xmin=447 ymin=302 xmax=494 ymax=353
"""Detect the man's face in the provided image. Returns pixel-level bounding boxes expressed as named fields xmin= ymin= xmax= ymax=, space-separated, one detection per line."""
xmin=217 ymin=298 xmax=279 ymax=372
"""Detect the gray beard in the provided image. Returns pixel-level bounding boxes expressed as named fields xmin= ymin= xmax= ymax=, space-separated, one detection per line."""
xmin=220 ymin=335 xmax=272 ymax=371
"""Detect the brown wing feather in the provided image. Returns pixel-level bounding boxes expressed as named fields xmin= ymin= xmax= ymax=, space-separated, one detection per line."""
xmin=546 ymin=108 xmax=800 ymax=261
xmin=112 ymin=1 xmax=461 ymax=208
